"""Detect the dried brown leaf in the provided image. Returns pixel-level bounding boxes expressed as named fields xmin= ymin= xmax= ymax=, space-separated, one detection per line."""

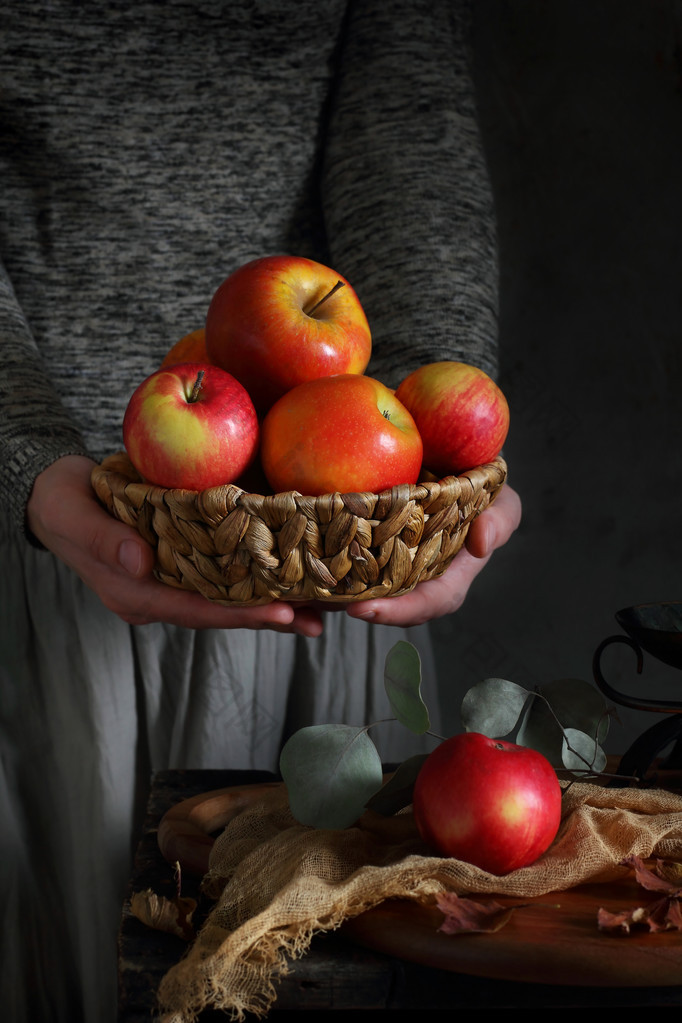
xmin=664 ymin=898 xmax=682 ymax=930
xmin=656 ymin=860 xmax=682 ymax=887
xmin=597 ymin=906 xmax=639 ymax=933
xmin=597 ymin=856 xmax=682 ymax=935
xmin=622 ymin=855 xmax=682 ymax=896
xmin=647 ymin=896 xmax=682 ymax=932
xmin=129 ymin=888 xmax=197 ymax=941
xmin=435 ymin=891 xmax=518 ymax=935
xmin=597 ymin=896 xmax=682 ymax=935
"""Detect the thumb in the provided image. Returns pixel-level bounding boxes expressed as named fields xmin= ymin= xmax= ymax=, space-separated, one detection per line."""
xmin=84 ymin=500 xmax=155 ymax=579
xmin=465 ymin=484 xmax=522 ymax=560
xmin=116 ymin=535 xmax=154 ymax=578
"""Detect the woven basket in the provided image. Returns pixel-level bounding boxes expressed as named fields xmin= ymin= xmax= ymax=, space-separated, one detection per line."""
xmin=91 ymin=452 xmax=507 ymax=606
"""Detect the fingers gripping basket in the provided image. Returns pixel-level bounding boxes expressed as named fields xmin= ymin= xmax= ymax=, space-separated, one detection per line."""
xmin=91 ymin=453 xmax=507 ymax=606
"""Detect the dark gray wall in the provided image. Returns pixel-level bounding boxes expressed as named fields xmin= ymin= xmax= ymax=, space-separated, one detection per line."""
xmin=434 ymin=0 xmax=682 ymax=757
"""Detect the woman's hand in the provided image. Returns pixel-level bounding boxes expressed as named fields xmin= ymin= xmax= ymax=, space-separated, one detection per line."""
xmin=345 ymin=483 xmax=522 ymax=628
xmin=26 ymin=455 xmax=324 ymax=635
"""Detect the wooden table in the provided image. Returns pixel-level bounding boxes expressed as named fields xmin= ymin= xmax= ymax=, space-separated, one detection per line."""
xmin=118 ymin=769 xmax=682 ymax=1020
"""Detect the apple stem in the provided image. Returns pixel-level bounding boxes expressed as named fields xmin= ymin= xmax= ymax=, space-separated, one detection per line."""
xmin=189 ymin=370 xmax=205 ymax=403
xmin=305 ymin=279 xmax=345 ymax=317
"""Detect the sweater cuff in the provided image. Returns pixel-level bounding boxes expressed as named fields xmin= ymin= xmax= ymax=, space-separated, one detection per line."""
xmin=3 ymin=435 xmax=92 ymax=546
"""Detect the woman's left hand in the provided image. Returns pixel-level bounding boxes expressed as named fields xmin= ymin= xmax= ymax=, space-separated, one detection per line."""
xmin=344 ymin=483 xmax=522 ymax=628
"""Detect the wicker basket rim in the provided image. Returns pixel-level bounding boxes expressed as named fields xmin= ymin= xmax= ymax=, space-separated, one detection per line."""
xmin=94 ymin=451 xmax=507 ymax=510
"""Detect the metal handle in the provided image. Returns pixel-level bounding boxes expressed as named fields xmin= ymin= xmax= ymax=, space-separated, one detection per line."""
xmin=592 ymin=634 xmax=682 ymax=714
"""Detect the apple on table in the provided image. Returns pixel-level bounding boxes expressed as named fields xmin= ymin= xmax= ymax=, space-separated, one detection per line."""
xmin=123 ymin=361 xmax=259 ymax=491
xmin=412 ymin=732 xmax=562 ymax=875
xmin=205 ymin=254 xmax=372 ymax=414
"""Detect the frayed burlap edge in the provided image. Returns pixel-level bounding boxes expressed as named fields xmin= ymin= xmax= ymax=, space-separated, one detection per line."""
xmin=157 ymin=870 xmax=443 ymax=1023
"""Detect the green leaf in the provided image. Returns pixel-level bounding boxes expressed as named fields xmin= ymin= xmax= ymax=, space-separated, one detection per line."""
xmin=383 ymin=641 xmax=430 ymax=735
xmin=561 ymin=727 xmax=608 ymax=773
xmin=543 ymin=678 xmax=610 ymax=744
xmin=460 ymin=678 xmax=530 ymax=737
xmin=516 ymin=695 xmax=562 ymax=765
xmin=279 ymin=724 xmax=383 ymax=829
xmin=517 ymin=679 xmax=610 ymax=769
xmin=365 ymin=753 xmax=429 ymax=816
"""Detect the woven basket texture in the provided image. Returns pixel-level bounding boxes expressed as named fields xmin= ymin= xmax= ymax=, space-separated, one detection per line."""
xmin=91 ymin=453 xmax=507 ymax=606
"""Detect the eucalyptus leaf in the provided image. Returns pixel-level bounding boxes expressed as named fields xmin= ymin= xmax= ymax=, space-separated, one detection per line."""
xmin=561 ymin=727 xmax=608 ymax=774
xmin=517 ymin=678 xmax=609 ymax=769
xmin=365 ymin=753 xmax=429 ymax=816
xmin=279 ymin=724 xmax=383 ymax=830
xmin=516 ymin=695 xmax=563 ymax=766
xmin=383 ymin=641 xmax=430 ymax=734
xmin=539 ymin=678 xmax=610 ymax=745
xmin=460 ymin=678 xmax=530 ymax=737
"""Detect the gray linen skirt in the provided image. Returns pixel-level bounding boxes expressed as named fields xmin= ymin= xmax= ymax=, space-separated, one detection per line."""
xmin=0 ymin=532 xmax=440 ymax=1023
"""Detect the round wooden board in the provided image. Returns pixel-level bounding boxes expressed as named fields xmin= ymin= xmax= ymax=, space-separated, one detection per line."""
xmin=158 ymin=783 xmax=682 ymax=988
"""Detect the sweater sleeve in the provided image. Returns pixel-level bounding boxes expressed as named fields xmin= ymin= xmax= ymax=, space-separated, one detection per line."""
xmin=321 ymin=0 xmax=498 ymax=387
xmin=0 ymin=262 xmax=90 ymax=538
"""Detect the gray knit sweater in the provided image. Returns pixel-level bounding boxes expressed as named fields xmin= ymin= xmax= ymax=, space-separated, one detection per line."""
xmin=0 ymin=0 xmax=497 ymax=538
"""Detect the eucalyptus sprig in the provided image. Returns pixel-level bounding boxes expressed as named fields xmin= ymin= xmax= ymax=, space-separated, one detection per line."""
xmin=461 ymin=676 xmax=611 ymax=775
xmin=279 ymin=640 xmax=612 ymax=830
xmin=280 ymin=641 xmax=436 ymax=827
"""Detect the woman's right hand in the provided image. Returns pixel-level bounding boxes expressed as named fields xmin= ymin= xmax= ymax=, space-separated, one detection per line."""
xmin=26 ymin=454 xmax=324 ymax=635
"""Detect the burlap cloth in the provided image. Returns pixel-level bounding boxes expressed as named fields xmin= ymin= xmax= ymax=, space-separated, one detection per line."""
xmin=157 ymin=781 xmax=682 ymax=1021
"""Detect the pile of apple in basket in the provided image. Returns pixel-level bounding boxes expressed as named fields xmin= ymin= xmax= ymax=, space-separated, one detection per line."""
xmin=95 ymin=255 xmax=509 ymax=605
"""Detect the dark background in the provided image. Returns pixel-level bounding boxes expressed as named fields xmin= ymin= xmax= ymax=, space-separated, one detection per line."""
xmin=433 ymin=0 xmax=682 ymax=755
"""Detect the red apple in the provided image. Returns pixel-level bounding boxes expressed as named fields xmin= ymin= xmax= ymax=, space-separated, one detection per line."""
xmin=260 ymin=374 xmax=423 ymax=496
xmin=159 ymin=327 xmax=209 ymax=369
xmin=123 ymin=362 xmax=259 ymax=490
xmin=394 ymin=361 xmax=509 ymax=477
xmin=412 ymin=732 xmax=562 ymax=875
xmin=205 ymin=254 xmax=372 ymax=413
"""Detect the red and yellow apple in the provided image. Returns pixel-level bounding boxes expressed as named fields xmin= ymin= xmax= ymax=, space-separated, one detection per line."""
xmin=205 ymin=255 xmax=372 ymax=413
xmin=260 ymin=374 xmax=423 ymax=496
xmin=123 ymin=362 xmax=259 ymax=491
xmin=395 ymin=361 xmax=509 ymax=477
xmin=160 ymin=327 xmax=209 ymax=369
xmin=412 ymin=732 xmax=562 ymax=875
